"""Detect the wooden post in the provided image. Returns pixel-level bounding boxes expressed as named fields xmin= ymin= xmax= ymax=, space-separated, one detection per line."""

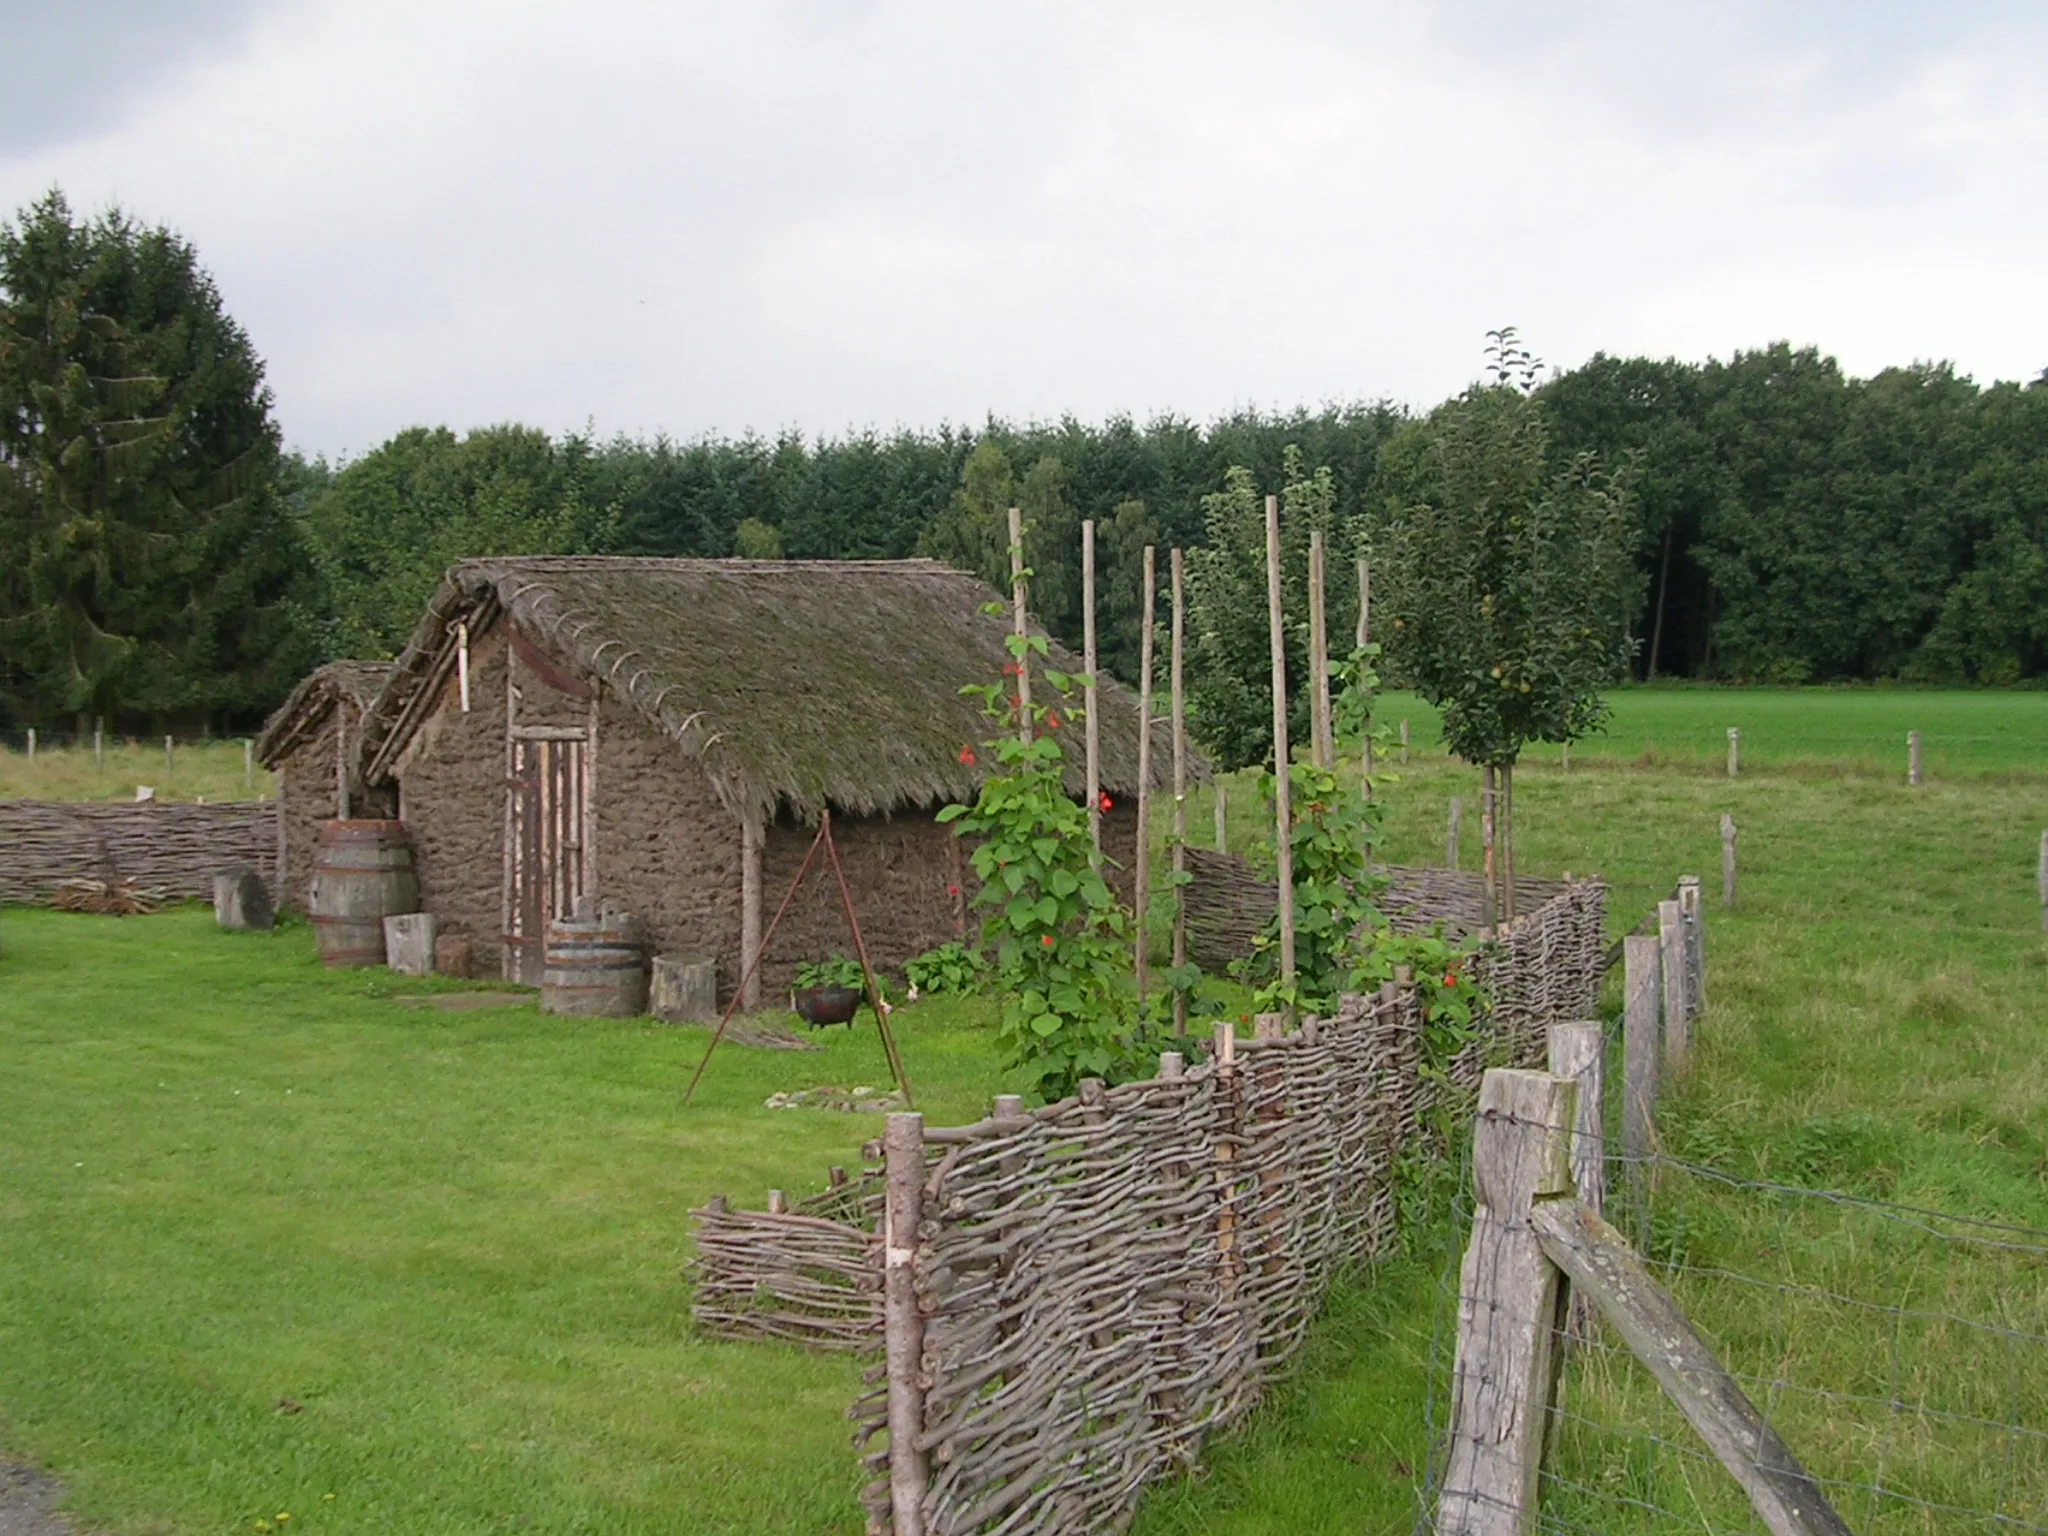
xmin=740 ymin=813 xmax=763 ymax=1011
xmin=1677 ymin=875 xmax=1705 ymax=1016
xmin=1437 ymin=1069 xmax=1574 ymax=1536
xmin=1531 ymin=1202 xmax=1856 ymax=1536
xmin=1622 ymin=934 xmax=1661 ymax=1235
xmin=882 ymin=1111 xmax=928 ymax=1536
xmin=1727 ymin=727 xmax=1740 ymax=778
xmin=1170 ymin=547 xmax=1189 ymax=1037
xmin=164 ymin=734 xmax=174 ymax=776
xmin=1214 ymin=783 xmax=1228 ymax=853
xmin=1007 ymin=504 xmax=1031 ymax=746
xmin=1356 ymin=556 xmax=1373 ymax=791
xmin=25 ymin=728 xmax=34 ymax=760
xmin=1307 ymin=529 xmax=1332 ymax=769
xmin=1446 ymin=795 xmax=1462 ymax=870
xmin=1907 ymin=729 xmax=1923 ymax=787
xmin=1560 ymin=739 xmax=1571 ymax=772
xmin=1721 ymin=812 xmax=1739 ymax=909
xmin=335 ymin=735 xmax=350 ymax=820
xmin=1480 ymin=767 xmax=1498 ymax=936
xmin=1548 ymin=1019 xmax=1605 ymax=1341
xmin=1082 ymin=518 xmax=1101 ymax=853
xmin=1135 ymin=545 xmax=1156 ymax=1010
xmin=1264 ymin=495 xmax=1296 ymax=995
xmin=2039 ymin=830 xmax=2047 ymax=935
xmin=93 ymin=719 xmax=103 ymax=769
xmin=243 ymin=738 xmax=255 ymax=790
xmin=1659 ymin=898 xmax=1688 ymax=1077
xmin=1399 ymin=717 xmax=1410 ymax=764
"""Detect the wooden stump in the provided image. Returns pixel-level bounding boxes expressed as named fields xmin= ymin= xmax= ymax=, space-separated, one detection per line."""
xmin=384 ymin=912 xmax=438 ymax=976
xmin=652 ymin=954 xmax=719 ymax=1024
xmin=434 ymin=931 xmax=474 ymax=979
xmin=212 ymin=867 xmax=274 ymax=932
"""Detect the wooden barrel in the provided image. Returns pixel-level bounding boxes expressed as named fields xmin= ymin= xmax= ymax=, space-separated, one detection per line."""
xmin=309 ymin=820 xmax=419 ymax=968
xmin=542 ymin=908 xmax=648 ymax=1017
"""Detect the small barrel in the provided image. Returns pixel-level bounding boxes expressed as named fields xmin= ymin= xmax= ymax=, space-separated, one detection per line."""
xmin=308 ymin=820 xmax=419 ymax=968
xmin=542 ymin=908 xmax=648 ymax=1017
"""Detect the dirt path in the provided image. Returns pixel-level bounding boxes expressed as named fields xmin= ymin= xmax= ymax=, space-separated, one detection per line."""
xmin=0 ymin=1460 xmax=87 ymax=1536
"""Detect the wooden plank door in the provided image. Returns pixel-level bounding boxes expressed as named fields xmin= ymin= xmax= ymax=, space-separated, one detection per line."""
xmin=505 ymin=735 xmax=590 ymax=984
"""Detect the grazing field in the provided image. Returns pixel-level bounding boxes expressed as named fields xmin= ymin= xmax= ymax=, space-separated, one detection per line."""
xmin=0 ymin=690 xmax=2043 ymax=1534
xmin=0 ymin=738 xmax=275 ymax=804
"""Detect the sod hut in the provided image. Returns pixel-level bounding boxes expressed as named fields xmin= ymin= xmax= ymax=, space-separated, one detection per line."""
xmin=255 ymin=660 xmax=396 ymax=910
xmin=354 ymin=557 xmax=1194 ymax=1000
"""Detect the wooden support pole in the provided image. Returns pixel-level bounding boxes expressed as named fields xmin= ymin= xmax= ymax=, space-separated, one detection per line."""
xmin=243 ymin=738 xmax=255 ymax=790
xmin=1356 ymin=556 xmax=1373 ymax=791
xmin=1135 ymin=545 xmax=1156 ymax=1011
xmin=1560 ymin=739 xmax=1571 ymax=772
xmin=25 ymin=728 xmax=34 ymax=760
xmin=1548 ymin=1019 xmax=1606 ymax=1341
xmin=1437 ymin=1069 xmax=1574 ymax=1536
xmin=1446 ymin=795 xmax=1462 ymax=870
xmin=1170 ymin=547 xmax=1188 ymax=1037
xmin=1531 ymin=1201 xmax=1856 ymax=1536
xmin=1721 ymin=812 xmax=1739 ymax=910
xmin=335 ymin=736 xmax=350 ymax=820
xmin=1677 ymin=874 xmax=1705 ymax=1016
xmin=1659 ymin=898 xmax=1688 ymax=1077
xmin=164 ymin=734 xmax=174 ymax=776
xmin=1082 ymin=518 xmax=1101 ymax=853
xmin=1007 ymin=504 xmax=1031 ymax=746
xmin=1481 ymin=767 xmax=1498 ymax=936
xmin=2039 ymin=829 xmax=2047 ymax=935
xmin=1214 ymin=782 xmax=1228 ymax=853
xmin=1308 ymin=529 xmax=1332 ymax=769
xmin=1622 ymin=934 xmax=1661 ymax=1235
xmin=93 ymin=719 xmax=103 ymax=769
xmin=882 ymin=1112 xmax=928 ymax=1536
xmin=1727 ymin=726 xmax=1740 ymax=778
xmin=1907 ymin=729 xmax=1923 ymax=787
xmin=1264 ymin=495 xmax=1296 ymax=995
xmin=740 ymin=813 xmax=763 ymax=1011
xmin=1399 ymin=717 xmax=1410 ymax=764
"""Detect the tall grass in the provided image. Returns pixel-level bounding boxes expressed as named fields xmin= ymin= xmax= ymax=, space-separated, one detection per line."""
xmin=0 ymin=739 xmax=274 ymax=804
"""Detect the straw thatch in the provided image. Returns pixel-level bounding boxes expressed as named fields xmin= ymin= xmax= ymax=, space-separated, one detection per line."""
xmin=254 ymin=660 xmax=394 ymax=768
xmin=359 ymin=557 xmax=1203 ymax=822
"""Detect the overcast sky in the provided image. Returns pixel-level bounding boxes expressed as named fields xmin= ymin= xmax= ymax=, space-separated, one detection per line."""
xmin=4 ymin=0 xmax=2044 ymax=458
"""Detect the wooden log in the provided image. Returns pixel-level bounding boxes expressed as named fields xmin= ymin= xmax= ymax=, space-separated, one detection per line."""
xmin=1135 ymin=545 xmax=1156 ymax=1010
xmin=1082 ymin=517 xmax=1101 ymax=853
xmin=1721 ymin=812 xmax=1739 ymax=909
xmin=652 ymin=954 xmax=719 ymax=1023
xmin=1446 ymin=795 xmax=1462 ymax=870
xmin=883 ymin=1111 xmax=928 ymax=1536
xmin=1264 ymin=496 xmax=1295 ymax=994
xmin=384 ymin=911 xmax=437 ymax=976
xmin=1659 ymin=898 xmax=1687 ymax=1076
xmin=1356 ymin=556 xmax=1373 ymax=791
xmin=1622 ymin=934 xmax=1661 ymax=1235
xmin=1907 ymin=729 xmax=1923 ymax=787
xmin=1531 ymin=1200 xmax=1856 ymax=1536
xmin=1437 ymin=1069 xmax=1574 ymax=1536
xmin=1007 ymin=504 xmax=1031 ymax=746
xmin=1677 ymin=875 xmax=1704 ymax=1016
xmin=1170 ymin=547 xmax=1189 ymax=1036
xmin=1308 ymin=529 xmax=1332 ymax=769
xmin=1727 ymin=726 xmax=1740 ymax=778
xmin=740 ymin=814 xmax=763 ymax=1011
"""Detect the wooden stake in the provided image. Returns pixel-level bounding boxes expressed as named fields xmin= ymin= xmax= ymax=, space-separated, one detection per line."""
xmin=1135 ymin=545 xmax=1156 ymax=1010
xmin=1480 ymin=767 xmax=1498 ymax=936
xmin=1170 ymin=547 xmax=1188 ymax=1036
xmin=1721 ymin=812 xmax=1739 ymax=909
xmin=882 ymin=1112 xmax=929 ymax=1536
xmin=1659 ymin=898 xmax=1687 ymax=1077
xmin=1082 ymin=518 xmax=1101 ymax=852
xmin=1445 ymin=795 xmax=1462 ymax=870
xmin=1727 ymin=726 xmax=1740 ymax=778
xmin=164 ymin=734 xmax=174 ymax=776
xmin=1007 ymin=504 xmax=1031 ymax=746
xmin=93 ymin=719 xmax=103 ymax=769
xmin=1437 ymin=1069 xmax=1573 ymax=1536
xmin=1264 ymin=496 xmax=1295 ymax=994
xmin=1308 ymin=530 xmax=1332 ymax=769
xmin=1501 ymin=762 xmax=1516 ymax=921
xmin=2038 ymin=829 xmax=2047 ymax=935
xmin=1548 ymin=1019 xmax=1606 ymax=1341
xmin=1561 ymin=739 xmax=1571 ymax=772
xmin=335 ymin=734 xmax=350 ymax=820
xmin=740 ymin=813 xmax=763 ymax=1011
xmin=1214 ymin=783 xmax=1227 ymax=853
xmin=1399 ymin=717 xmax=1410 ymax=764
xmin=1622 ymin=934 xmax=1661 ymax=1236
xmin=1907 ymin=729 xmax=1923 ymax=787
xmin=25 ymin=728 xmax=34 ymax=760
xmin=243 ymin=738 xmax=254 ymax=790
xmin=1356 ymin=556 xmax=1373 ymax=792
xmin=1678 ymin=875 xmax=1704 ymax=1015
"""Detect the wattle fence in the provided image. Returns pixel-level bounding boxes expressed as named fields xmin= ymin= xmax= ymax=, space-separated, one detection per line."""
xmin=0 ymin=800 xmax=277 ymax=904
xmin=690 ymin=873 xmax=1608 ymax=1535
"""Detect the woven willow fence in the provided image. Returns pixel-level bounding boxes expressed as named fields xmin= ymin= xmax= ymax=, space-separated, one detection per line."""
xmin=0 ymin=800 xmax=277 ymax=904
xmin=690 ymin=875 xmax=1607 ymax=1536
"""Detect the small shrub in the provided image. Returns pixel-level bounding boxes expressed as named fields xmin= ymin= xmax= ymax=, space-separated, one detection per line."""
xmin=793 ymin=954 xmax=865 ymax=991
xmin=904 ymin=942 xmax=983 ymax=997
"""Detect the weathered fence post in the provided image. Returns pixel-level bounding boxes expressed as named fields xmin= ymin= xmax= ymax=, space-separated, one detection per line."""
xmin=93 ymin=720 xmax=103 ymax=769
xmin=883 ymin=1111 xmax=928 ymax=1536
xmin=1437 ymin=1068 xmax=1574 ymax=1536
xmin=164 ymin=734 xmax=175 ymax=775
xmin=1548 ymin=1021 xmax=1605 ymax=1341
xmin=1721 ymin=813 xmax=1739 ymax=909
xmin=1726 ymin=727 xmax=1740 ymax=778
xmin=1622 ymin=934 xmax=1661 ymax=1237
xmin=1677 ymin=875 xmax=1704 ymax=1016
xmin=1659 ymin=898 xmax=1688 ymax=1076
xmin=1399 ymin=717 xmax=1410 ymax=764
xmin=1446 ymin=794 xmax=1462 ymax=870
xmin=1907 ymin=729 xmax=1923 ymax=787
xmin=2039 ymin=829 xmax=2047 ymax=935
xmin=243 ymin=738 xmax=255 ymax=790
xmin=1560 ymin=739 xmax=1570 ymax=772
xmin=25 ymin=728 xmax=34 ymax=760
xmin=1214 ymin=783 xmax=1227 ymax=853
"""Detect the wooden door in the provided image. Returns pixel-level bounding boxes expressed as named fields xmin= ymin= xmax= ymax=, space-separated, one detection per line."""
xmin=504 ymin=734 xmax=591 ymax=984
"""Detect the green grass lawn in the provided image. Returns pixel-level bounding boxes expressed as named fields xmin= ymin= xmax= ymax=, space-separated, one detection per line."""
xmin=0 ymin=739 xmax=276 ymax=804
xmin=2 ymin=688 xmax=2045 ymax=1533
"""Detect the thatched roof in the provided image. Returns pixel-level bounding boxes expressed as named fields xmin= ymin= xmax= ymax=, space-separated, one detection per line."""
xmin=359 ymin=557 xmax=1205 ymax=821
xmin=255 ymin=660 xmax=394 ymax=767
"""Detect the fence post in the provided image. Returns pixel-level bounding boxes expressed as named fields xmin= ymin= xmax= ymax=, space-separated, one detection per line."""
xmin=1622 ymin=934 xmax=1661 ymax=1238
xmin=1721 ymin=813 xmax=1738 ymax=909
xmin=1437 ymin=1068 xmax=1574 ymax=1536
xmin=2039 ymin=829 xmax=2047 ymax=935
xmin=1726 ymin=727 xmax=1740 ymax=778
xmin=1446 ymin=794 xmax=1462 ymax=870
xmin=1214 ymin=783 xmax=1228 ymax=853
xmin=1907 ymin=730 xmax=1923 ymax=787
xmin=1658 ymin=898 xmax=1688 ymax=1077
xmin=94 ymin=719 xmax=103 ymax=769
xmin=1547 ymin=1021 xmax=1604 ymax=1342
xmin=164 ymin=734 xmax=174 ymax=775
xmin=243 ymin=738 xmax=255 ymax=791
xmin=1677 ymin=875 xmax=1704 ymax=1016
xmin=25 ymin=728 xmax=34 ymax=760
xmin=1399 ymin=717 xmax=1410 ymax=764
xmin=883 ymin=1111 xmax=928 ymax=1536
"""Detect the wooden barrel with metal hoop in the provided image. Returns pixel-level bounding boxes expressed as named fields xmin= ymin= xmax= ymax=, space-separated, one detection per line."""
xmin=542 ymin=906 xmax=649 ymax=1017
xmin=309 ymin=820 xmax=420 ymax=967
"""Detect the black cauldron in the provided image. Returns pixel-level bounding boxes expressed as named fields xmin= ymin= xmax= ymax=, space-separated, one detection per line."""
xmin=793 ymin=984 xmax=863 ymax=1027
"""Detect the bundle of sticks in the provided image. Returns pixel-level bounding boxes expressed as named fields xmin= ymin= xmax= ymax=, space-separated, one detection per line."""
xmin=50 ymin=877 xmax=165 ymax=915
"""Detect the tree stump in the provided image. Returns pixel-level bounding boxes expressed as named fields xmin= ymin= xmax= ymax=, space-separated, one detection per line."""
xmin=212 ymin=867 xmax=274 ymax=932
xmin=384 ymin=912 xmax=438 ymax=976
xmin=652 ymin=954 xmax=719 ymax=1024
xmin=435 ymin=932 xmax=473 ymax=979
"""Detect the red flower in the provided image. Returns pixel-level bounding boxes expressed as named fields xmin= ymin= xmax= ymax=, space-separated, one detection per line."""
xmin=1442 ymin=973 xmax=1458 ymax=988
xmin=1099 ymin=793 xmax=1114 ymax=813
xmin=958 ymin=745 xmax=976 ymax=765
xmin=1041 ymin=934 xmax=1056 ymax=948
xmin=1044 ymin=711 xmax=1060 ymax=730
xmin=1002 ymin=662 xmax=1021 ymax=677
xmin=946 ymin=883 xmax=961 ymax=898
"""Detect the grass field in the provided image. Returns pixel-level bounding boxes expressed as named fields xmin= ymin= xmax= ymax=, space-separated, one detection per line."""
xmin=0 ymin=738 xmax=276 ymax=804
xmin=2 ymin=688 xmax=2045 ymax=1533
